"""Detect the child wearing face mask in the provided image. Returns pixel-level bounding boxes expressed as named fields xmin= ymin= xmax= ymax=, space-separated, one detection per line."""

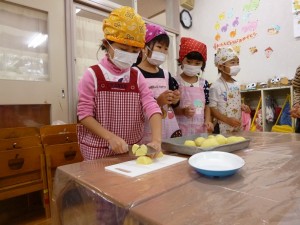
xmin=174 ymin=37 xmax=214 ymax=136
xmin=209 ymin=47 xmax=250 ymax=134
xmin=77 ymin=7 xmax=162 ymax=161
xmin=135 ymin=23 xmax=182 ymax=142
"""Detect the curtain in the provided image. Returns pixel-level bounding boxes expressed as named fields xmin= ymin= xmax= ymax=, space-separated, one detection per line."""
xmin=0 ymin=2 xmax=48 ymax=81
xmin=75 ymin=15 xmax=104 ymax=83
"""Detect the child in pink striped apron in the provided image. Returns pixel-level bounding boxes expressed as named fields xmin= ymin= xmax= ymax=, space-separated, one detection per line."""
xmin=209 ymin=47 xmax=251 ymax=134
xmin=135 ymin=23 xmax=182 ymax=142
xmin=77 ymin=7 xmax=162 ymax=161
xmin=175 ymin=37 xmax=214 ymax=136
xmin=76 ymin=7 xmax=162 ymax=225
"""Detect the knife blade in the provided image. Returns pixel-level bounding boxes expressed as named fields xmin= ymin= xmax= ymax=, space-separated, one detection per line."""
xmin=128 ymin=144 xmax=157 ymax=158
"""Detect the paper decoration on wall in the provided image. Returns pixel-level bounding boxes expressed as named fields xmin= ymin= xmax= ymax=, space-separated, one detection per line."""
xmin=249 ymin=46 xmax=258 ymax=54
xmin=215 ymin=33 xmax=221 ymax=41
xmin=243 ymin=0 xmax=260 ymax=12
xmin=265 ymin=47 xmax=273 ymax=58
xmin=232 ymin=17 xmax=239 ymax=27
xmin=213 ymin=2 xmax=260 ymax=50
xmin=293 ymin=13 xmax=300 ymax=37
xmin=292 ymin=0 xmax=300 ymax=13
xmin=215 ymin=22 xmax=220 ymax=30
xmin=221 ymin=24 xmax=229 ymax=32
xmin=232 ymin=45 xmax=241 ymax=55
xmin=267 ymin=25 xmax=281 ymax=35
xmin=219 ymin=12 xmax=226 ymax=20
xmin=242 ymin=13 xmax=251 ymax=21
xmin=230 ymin=29 xmax=237 ymax=38
xmin=242 ymin=20 xmax=258 ymax=33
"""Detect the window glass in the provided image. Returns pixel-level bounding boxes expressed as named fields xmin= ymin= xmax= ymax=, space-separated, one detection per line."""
xmin=0 ymin=2 xmax=49 ymax=81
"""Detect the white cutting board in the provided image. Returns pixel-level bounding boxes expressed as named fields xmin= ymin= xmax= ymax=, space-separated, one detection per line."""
xmin=105 ymin=155 xmax=186 ymax=177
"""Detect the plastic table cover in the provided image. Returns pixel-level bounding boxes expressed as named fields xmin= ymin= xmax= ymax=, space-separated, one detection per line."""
xmin=51 ymin=132 xmax=300 ymax=225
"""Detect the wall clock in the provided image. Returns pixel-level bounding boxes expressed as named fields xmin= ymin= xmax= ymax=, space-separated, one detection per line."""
xmin=180 ymin=9 xmax=192 ymax=29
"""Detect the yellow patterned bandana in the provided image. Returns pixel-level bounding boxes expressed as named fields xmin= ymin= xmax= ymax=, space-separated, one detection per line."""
xmin=214 ymin=47 xmax=238 ymax=66
xmin=103 ymin=6 xmax=146 ymax=48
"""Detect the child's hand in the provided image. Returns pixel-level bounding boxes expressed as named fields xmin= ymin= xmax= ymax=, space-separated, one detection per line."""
xmin=183 ymin=105 xmax=195 ymax=118
xmin=205 ymin=121 xmax=214 ymax=133
xmin=290 ymin=103 xmax=300 ymax=118
xmin=171 ymin=90 xmax=180 ymax=105
xmin=241 ymin=104 xmax=251 ymax=113
xmin=147 ymin=141 xmax=162 ymax=158
xmin=107 ymin=134 xmax=128 ymax=154
xmin=157 ymin=90 xmax=174 ymax=106
xmin=226 ymin=117 xmax=241 ymax=128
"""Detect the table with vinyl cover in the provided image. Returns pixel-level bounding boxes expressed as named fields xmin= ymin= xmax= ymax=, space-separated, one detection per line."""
xmin=51 ymin=132 xmax=300 ymax=225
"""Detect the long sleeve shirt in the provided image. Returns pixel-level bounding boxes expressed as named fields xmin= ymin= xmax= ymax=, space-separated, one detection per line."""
xmin=77 ymin=55 xmax=161 ymax=121
xmin=293 ymin=65 xmax=300 ymax=105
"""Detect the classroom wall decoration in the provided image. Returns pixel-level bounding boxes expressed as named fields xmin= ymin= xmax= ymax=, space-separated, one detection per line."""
xmin=213 ymin=0 xmax=261 ymax=50
xmin=180 ymin=0 xmax=300 ymax=84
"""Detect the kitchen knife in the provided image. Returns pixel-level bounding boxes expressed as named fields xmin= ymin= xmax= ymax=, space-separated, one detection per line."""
xmin=128 ymin=144 xmax=157 ymax=158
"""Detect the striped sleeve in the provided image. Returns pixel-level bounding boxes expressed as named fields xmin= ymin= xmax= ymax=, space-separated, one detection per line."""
xmin=293 ymin=66 xmax=300 ymax=105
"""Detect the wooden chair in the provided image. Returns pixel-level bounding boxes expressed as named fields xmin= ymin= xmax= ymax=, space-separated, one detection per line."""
xmin=41 ymin=132 xmax=78 ymax=147
xmin=0 ymin=136 xmax=42 ymax=151
xmin=40 ymin=124 xmax=77 ymax=138
xmin=0 ymin=127 xmax=40 ymax=139
xmin=44 ymin=142 xmax=83 ymax=198
xmin=0 ymin=146 xmax=50 ymax=218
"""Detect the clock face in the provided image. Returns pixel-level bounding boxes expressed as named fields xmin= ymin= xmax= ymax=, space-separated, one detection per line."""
xmin=180 ymin=9 xmax=192 ymax=29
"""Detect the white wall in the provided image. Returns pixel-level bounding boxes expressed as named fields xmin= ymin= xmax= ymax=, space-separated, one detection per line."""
xmin=180 ymin=0 xmax=300 ymax=85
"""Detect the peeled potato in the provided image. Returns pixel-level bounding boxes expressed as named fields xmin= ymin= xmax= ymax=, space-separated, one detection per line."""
xmin=136 ymin=156 xmax=153 ymax=165
xmin=132 ymin=144 xmax=140 ymax=154
xmin=226 ymin=136 xmax=246 ymax=144
xmin=156 ymin=151 xmax=164 ymax=158
xmin=201 ymin=138 xmax=219 ymax=148
xmin=194 ymin=137 xmax=206 ymax=147
xmin=135 ymin=144 xmax=148 ymax=156
xmin=207 ymin=135 xmax=215 ymax=139
xmin=216 ymin=134 xmax=227 ymax=145
xmin=184 ymin=140 xmax=196 ymax=146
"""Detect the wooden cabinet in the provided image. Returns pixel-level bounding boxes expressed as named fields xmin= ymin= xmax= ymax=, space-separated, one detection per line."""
xmin=241 ymin=86 xmax=294 ymax=132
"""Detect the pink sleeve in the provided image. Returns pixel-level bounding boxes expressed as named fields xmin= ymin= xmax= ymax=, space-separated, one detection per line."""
xmin=77 ymin=69 xmax=95 ymax=121
xmin=134 ymin=68 xmax=162 ymax=119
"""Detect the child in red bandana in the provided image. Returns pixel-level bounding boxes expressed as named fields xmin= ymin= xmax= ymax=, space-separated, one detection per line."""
xmin=175 ymin=37 xmax=213 ymax=135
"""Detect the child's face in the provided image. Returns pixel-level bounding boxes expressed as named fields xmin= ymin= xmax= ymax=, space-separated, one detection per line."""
xmin=218 ymin=56 xmax=239 ymax=73
xmin=107 ymin=42 xmax=141 ymax=58
xmin=149 ymin=41 xmax=169 ymax=56
xmin=182 ymin=58 xmax=203 ymax=67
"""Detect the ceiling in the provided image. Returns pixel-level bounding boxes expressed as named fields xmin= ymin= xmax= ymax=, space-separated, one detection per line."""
xmin=107 ymin=0 xmax=166 ymax=18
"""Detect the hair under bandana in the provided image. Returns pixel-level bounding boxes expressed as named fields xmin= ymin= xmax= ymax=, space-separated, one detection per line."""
xmin=145 ymin=23 xmax=167 ymax=43
xmin=214 ymin=47 xmax=239 ymax=66
xmin=179 ymin=37 xmax=207 ymax=63
xmin=102 ymin=6 xmax=146 ymax=48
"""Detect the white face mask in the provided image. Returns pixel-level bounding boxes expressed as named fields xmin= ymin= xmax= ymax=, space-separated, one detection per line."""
xmin=146 ymin=48 xmax=166 ymax=66
xmin=182 ymin=64 xmax=202 ymax=77
xmin=108 ymin=43 xmax=139 ymax=70
xmin=228 ymin=65 xmax=241 ymax=76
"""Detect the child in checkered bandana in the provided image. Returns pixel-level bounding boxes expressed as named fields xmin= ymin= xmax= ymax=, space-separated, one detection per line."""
xmin=77 ymin=7 xmax=162 ymax=160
